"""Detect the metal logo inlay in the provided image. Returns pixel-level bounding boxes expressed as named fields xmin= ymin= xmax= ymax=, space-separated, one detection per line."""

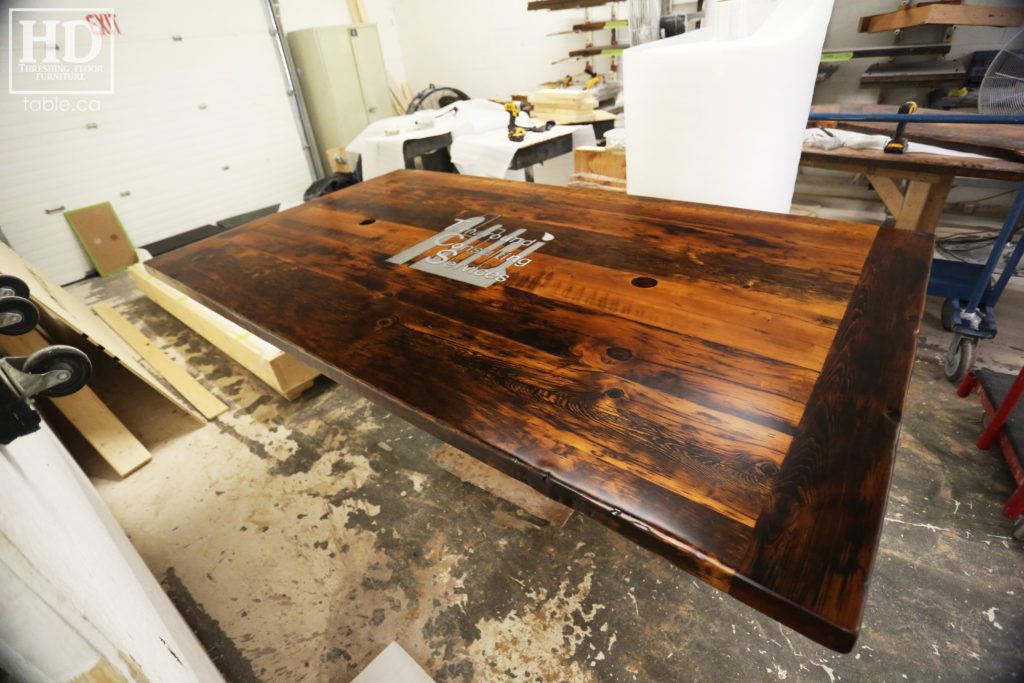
xmin=386 ymin=215 xmax=553 ymax=288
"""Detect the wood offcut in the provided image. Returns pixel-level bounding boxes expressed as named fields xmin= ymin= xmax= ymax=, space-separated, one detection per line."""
xmin=858 ymin=2 xmax=1024 ymax=33
xmin=146 ymin=170 xmax=932 ymax=652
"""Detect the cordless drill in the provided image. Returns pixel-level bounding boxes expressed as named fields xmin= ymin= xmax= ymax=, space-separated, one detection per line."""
xmin=505 ymin=101 xmax=527 ymax=142
xmin=884 ymin=101 xmax=917 ymax=154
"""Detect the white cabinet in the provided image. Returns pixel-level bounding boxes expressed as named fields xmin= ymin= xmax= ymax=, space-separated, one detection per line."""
xmin=287 ymin=24 xmax=392 ymax=174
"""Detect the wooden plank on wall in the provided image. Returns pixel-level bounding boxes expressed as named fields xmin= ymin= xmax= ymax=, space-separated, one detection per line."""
xmin=92 ymin=304 xmax=228 ymax=420
xmin=859 ymin=4 xmax=1024 ymax=33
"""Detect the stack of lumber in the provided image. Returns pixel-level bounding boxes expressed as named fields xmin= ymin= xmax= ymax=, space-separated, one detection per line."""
xmin=529 ymin=89 xmax=599 ymax=123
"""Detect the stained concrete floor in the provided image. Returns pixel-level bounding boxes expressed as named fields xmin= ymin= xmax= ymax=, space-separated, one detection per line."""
xmin=68 ymin=259 xmax=1024 ymax=682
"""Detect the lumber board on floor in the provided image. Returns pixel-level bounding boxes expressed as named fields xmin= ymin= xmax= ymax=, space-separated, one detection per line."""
xmin=128 ymin=264 xmax=319 ymax=400
xmin=92 ymin=304 xmax=228 ymax=420
xmin=430 ymin=444 xmax=573 ymax=527
xmin=0 ymin=330 xmax=151 ymax=476
xmin=0 ymin=243 xmax=203 ymax=423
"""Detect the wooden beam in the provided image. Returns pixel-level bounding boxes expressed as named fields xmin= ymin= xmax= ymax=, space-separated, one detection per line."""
xmin=92 ymin=304 xmax=228 ymax=420
xmin=859 ymin=4 xmax=1024 ymax=33
xmin=867 ymin=174 xmax=905 ymax=217
xmin=346 ymin=0 xmax=368 ymax=23
xmin=895 ymin=180 xmax=934 ymax=231
xmin=528 ymin=0 xmax=615 ymax=10
xmin=430 ymin=444 xmax=573 ymax=527
xmin=128 ymin=264 xmax=319 ymax=400
xmin=0 ymin=330 xmax=151 ymax=477
xmin=915 ymin=175 xmax=955 ymax=234
xmin=821 ymin=43 xmax=952 ymax=60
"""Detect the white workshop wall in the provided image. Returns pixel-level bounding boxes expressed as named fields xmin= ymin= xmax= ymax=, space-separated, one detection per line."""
xmin=394 ymin=0 xmax=628 ymax=101
xmin=0 ymin=0 xmax=314 ymax=285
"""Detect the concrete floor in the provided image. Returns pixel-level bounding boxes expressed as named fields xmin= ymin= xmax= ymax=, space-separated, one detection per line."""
xmin=68 ymin=233 xmax=1024 ymax=681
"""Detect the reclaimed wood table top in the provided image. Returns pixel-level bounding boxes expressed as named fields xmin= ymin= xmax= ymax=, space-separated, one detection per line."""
xmin=147 ymin=170 xmax=933 ymax=652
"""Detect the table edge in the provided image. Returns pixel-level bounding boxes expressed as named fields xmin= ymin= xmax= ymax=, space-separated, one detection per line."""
xmin=729 ymin=226 xmax=934 ymax=652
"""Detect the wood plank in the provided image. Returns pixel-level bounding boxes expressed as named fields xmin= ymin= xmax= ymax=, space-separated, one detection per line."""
xmin=145 ymin=169 xmax=930 ymax=651
xmin=860 ymin=61 xmax=964 ymax=87
xmin=896 ymin=180 xmax=934 ymax=231
xmin=821 ymin=43 xmax=952 ymax=60
xmin=0 ymin=330 xmax=151 ymax=477
xmin=569 ymin=172 xmax=627 ymax=192
xmin=801 ymin=145 xmax=1024 ymax=182
xmin=811 ymin=104 xmax=1024 ymax=163
xmin=92 ymin=304 xmax=228 ymax=420
xmin=128 ymin=264 xmax=320 ymax=400
xmin=731 ymin=228 xmax=932 ymax=653
xmin=64 ymin=203 xmax=138 ymax=277
xmin=917 ymin=175 xmax=955 ymax=234
xmin=346 ymin=0 xmax=368 ymax=23
xmin=431 ymin=444 xmax=573 ymax=527
xmin=574 ymin=146 xmax=626 ymax=179
xmin=0 ymin=243 xmax=203 ymax=422
xmin=858 ymin=3 xmax=1024 ymax=32
xmin=866 ymin=174 xmax=905 ymax=216
xmin=528 ymin=0 xmax=615 ymax=9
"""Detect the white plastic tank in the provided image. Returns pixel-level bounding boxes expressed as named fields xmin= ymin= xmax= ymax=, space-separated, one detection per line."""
xmin=623 ymin=0 xmax=835 ymax=213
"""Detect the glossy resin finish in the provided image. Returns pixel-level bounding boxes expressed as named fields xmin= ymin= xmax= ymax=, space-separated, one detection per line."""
xmin=148 ymin=170 xmax=932 ymax=651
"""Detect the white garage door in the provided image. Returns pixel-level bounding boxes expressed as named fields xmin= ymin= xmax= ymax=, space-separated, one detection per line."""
xmin=1 ymin=0 xmax=314 ymax=284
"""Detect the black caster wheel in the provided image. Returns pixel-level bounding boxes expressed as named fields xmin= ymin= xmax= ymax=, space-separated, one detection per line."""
xmin=944 ymin=335 xmax=977 ymax=384
xmin=0 ymin=296 xmax=40 ymax=336
xmin=0 ymin=275 xmax=30 ymax=299
xmin=22 ymin=345 xmax=92 ymax=397
xmin=940 ymin=298 xmax=955 ymax=332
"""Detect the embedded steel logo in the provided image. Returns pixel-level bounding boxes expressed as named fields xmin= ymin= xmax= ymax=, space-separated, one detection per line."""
xmin=386 ymin=215 xmax=554 ymax=287
xmin=9 ymin=8 xmax=117 ymax=94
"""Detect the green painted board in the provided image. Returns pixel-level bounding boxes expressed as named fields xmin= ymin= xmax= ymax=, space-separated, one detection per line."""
xmin=65 ymin=202 xmax=138 ymax=276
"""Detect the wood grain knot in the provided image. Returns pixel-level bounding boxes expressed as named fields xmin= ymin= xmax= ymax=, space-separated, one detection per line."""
xmin=630 ymin=276 xmax=658 ymax=289
xmin=376 ymin=317 xmax=395 ymax=329
xmin=606 ymin=347 xmax=632 ymax=361
xmin=605 ymin=388 xmax=624 ymax=399
xmin=360 ymin=218 xmax=376 ymax=225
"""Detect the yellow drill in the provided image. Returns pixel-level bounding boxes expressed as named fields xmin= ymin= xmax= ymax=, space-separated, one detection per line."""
xmin=505 ymin=101 xmax=527 ymax=142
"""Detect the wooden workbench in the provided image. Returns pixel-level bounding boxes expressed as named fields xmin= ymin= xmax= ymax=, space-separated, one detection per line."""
xmin=147 ymin=170 xmax=932 ymax=652
xmin=801 ymin=144 xmax=1024 ymax=232
xmin=806 ymin=104 xmax=1024 ymax=233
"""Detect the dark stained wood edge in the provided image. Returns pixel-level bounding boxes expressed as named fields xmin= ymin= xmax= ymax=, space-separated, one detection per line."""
xmin=800 ymin=147 xmax=1024 ymax=183
xmin=729 ymin=227 xmax=934 ymax=652
xmin=142 ymin=264 xmax=739 ymax=590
